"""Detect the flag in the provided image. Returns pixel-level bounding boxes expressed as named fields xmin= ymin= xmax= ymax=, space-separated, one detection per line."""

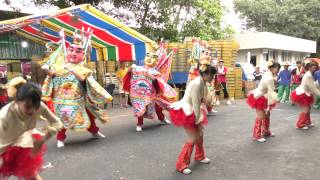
xmin=156 ymin=49 xmax=176 ymax=82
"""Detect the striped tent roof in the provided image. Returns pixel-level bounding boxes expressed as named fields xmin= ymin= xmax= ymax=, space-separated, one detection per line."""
xmin=0 ymin=4 xmax=156 ymax=62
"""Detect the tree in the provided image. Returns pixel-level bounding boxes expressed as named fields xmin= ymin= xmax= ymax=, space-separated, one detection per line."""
xmin=234 ymin=0 xmax=320 ymax=56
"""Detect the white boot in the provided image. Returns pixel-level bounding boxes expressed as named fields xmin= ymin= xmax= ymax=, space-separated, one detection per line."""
xmin=308 ymin=123 xmax=315 ymax=128
xmin=227 ymin=100 xmax=232 ymax=105
xmin=256 ymin=138 xmax=266 ymax=142
xmin=182 ymin=168 xmax=192 ymax=175
xmin=57 ymin=140 xmax=65 ymax=148
xmin=136 ymin=126 xmax=142 ymax=132
xmin=160 ymin=117 xmax=171 ymax=125
xmin=92 ymin=131 xmax=106 ymax=139
xmin=200 ymin=157 xmax=211 ymax=164
xmin=164 ymin=118 xmax=172 ymax=124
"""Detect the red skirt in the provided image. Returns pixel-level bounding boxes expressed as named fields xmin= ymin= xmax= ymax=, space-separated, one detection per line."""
xmin=291 ymin=90 xmax=314 ymax=107
xmin=0 ymin=134 xmax=46 ymax=179
xmin=247 ymin=94 xmax=276 ymax=110
xmin=169 ymin=107 xmax=208 ymax=129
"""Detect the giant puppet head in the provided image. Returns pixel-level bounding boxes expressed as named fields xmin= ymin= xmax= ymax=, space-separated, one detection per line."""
xmin=66 ymin=28 xmax=93 ymax=64
xmin=144 ymin=52 xmax=158 ymax=67
xmin=66 ymin=33 xmax=85 ymax=64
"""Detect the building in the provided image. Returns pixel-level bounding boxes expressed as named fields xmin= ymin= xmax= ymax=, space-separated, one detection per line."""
xmin=235 ymin=32 xmax=317 ymax=69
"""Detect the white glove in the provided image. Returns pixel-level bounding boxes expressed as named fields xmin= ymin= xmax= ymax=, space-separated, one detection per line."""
xmin=63 ymin=65 xmax=73 ymax=72
xmin=41 ymin=64 xmax=50 ymax=70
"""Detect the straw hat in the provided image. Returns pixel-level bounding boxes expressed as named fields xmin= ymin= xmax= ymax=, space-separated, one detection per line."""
xmin=281 ymin=61 xmax=291 ymax=66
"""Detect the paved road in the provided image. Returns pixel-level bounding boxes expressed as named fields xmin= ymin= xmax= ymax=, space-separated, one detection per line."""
xmin=36 ymin=100 xmax=320 ymax=180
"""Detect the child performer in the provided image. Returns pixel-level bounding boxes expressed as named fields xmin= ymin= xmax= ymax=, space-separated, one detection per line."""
xmin=169 ymin=64 xmax=217 ymax=175
xmin=291 ymin=60 xmax=320 ymax=129
xmin=247 ymin=60 xmax=280 ymax=142
xmin=0 ymin=77 xmax=62 ymax=180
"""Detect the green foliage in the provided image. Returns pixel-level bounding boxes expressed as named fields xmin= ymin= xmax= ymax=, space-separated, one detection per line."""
xmin=235 ymin=0 xmax=320 ymax=56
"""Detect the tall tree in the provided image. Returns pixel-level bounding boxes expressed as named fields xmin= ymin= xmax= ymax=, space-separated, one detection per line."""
xmin=234 ymin=0 xmax=320 ymax=56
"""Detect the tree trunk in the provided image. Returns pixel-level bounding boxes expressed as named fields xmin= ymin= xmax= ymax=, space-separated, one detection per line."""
xmin=140 ymin=1 xmax=151 ymax=28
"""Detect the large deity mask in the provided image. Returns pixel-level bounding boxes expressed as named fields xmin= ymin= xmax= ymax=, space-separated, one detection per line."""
xmin=66 ymin=44 xmax=85 ymax=64
xmin=144 ymin=52 xmax=158 ymax=68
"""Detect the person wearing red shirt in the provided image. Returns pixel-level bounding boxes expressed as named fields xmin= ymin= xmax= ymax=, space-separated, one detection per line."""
xmin=216 ymin=60 xmax=231 ymax=105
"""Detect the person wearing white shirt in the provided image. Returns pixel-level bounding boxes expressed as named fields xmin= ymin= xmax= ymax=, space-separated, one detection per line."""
xmin=247 ymin=60 xmax=280 ymax=142
xmin=169 ymin=64 xmax=216 ymax=175
xmin=291 ymin=60 xmax=320 ymax=130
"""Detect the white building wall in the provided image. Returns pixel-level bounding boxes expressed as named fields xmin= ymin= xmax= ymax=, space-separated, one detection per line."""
xmin=237 ymin=49 xmax=310 ymax=69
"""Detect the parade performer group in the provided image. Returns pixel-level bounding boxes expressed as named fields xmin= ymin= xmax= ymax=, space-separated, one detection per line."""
xmin=41 ymin=29 xmax=112 ymax=148
xmin=3 ymin=26 xmax=320 ymax=178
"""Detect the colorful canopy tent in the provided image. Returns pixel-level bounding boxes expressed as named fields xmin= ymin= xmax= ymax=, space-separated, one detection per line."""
xmin=0 ymin=4 xmax=156 ymax=63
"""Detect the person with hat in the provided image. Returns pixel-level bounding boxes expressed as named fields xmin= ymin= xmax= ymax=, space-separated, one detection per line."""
xmin=277 ymin=61 xmax=292 ymax=103
xmin=216 ymin=60 xmax=231 ymax=105
xmin=291 ymin=60 xmax=320 ymax=129
xmin=247 ymin=60 xmax=280 ymax=142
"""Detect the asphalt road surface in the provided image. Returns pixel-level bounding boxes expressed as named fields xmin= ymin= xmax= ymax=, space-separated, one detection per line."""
xmin=28 ymin=100 xmax=320 ymax=180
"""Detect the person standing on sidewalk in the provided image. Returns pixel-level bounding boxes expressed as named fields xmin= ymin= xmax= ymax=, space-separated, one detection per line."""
xmin=313 ymin=66 xmax=320 ymax=109
xmin=277 ymin=62 xmax=291 ymax=103
xmin=116 ymin=62 xmax=129 ymax=108
xmin=216 ymin=60 xmax=231 ymax=105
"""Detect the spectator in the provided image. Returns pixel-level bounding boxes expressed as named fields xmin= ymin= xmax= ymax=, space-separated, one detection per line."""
xmin=253 ymin=66 xmax=262 ymax=87
xmin=116 ymin=62 xmax=129 ymax=108
xmin=216 ymin=60 xmax=231 ymax=105
xmin=313 ymin=65 xmax=320 ymax=109
xmin=277 ymin=62 xmax=291 ymax=103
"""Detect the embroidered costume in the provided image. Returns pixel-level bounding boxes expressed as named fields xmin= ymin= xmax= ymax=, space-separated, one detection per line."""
xmin=41 ymin=29 xmax=112 ymax=147
xmin=123 ymin=51 xmax=177 ymax=132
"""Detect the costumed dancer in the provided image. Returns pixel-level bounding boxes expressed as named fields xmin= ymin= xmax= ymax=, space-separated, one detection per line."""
xmin=277 ymin=62 xmax=291 ymax=103
xmin=290 ymin=61 xmax=304 ymax=104
xmin=291 ymin=60 xmax=320 ymax=130
xmin=187 ymin=40 xmax=217 ymax=114
xmin=42 ymin=28 xmax=112 ymax=148
xmin=0 ymin=77 xmax=62 ymax=180
xmin=168 ymin=63 xmax=216 ymax=175
xmin=123 ymin=51 xmax=176 ymax=132
xmin=247 ymin=60 xmax=280 ymax=142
